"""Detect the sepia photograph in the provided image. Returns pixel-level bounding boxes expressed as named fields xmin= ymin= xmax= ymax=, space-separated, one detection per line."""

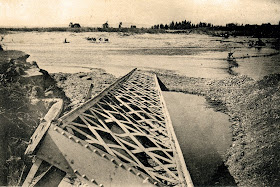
xmin=0 ymin=0 xmax=280 ymax=186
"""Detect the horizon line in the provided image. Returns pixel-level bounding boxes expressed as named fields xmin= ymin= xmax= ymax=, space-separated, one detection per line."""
xmin=0 ymin=21 xmax=279 ymax=29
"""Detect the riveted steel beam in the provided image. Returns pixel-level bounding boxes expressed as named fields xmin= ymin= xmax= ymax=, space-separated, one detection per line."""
xmin=25 ymin=99 xmax=63 ymax=155
xmin=46 ymin=124 xmax=158 ymax=187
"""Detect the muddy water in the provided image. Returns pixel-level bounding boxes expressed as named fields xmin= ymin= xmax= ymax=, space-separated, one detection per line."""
xmin=162 ymin=91 xmax=235 ymax=185
xmin=235 ymin=53 xmax=280 ymax=80
xmin=3 ymin=32 xmax=280 ymax=79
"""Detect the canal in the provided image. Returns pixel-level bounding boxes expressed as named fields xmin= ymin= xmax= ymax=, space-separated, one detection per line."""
xmin=163 ymin=91 xmax=236 ymax=186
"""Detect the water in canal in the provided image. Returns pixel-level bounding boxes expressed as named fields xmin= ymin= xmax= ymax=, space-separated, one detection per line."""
xmin=163 ymin=91 xmax=236 ymax=186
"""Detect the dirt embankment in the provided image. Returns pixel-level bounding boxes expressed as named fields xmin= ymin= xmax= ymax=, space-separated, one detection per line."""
xmin=151 ymin=69 xmax=280 ymax=186
xmin=0 ymin=50 xmax=70 ymax=186
xmin=52 ymin=69 xmax=116 ymax=109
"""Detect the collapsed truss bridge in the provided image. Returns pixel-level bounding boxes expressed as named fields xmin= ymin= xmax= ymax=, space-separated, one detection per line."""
xmin=23 ymin=69 xmax=193 ymax=187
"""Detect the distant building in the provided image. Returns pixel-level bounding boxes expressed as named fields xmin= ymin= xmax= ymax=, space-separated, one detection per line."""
xmin=226 ymin=23 xmax=238 ymax=29
xmin=69 ymin=22 xmax=81 ymax=28
xmin=103 ymin=22 xmax=109 ymax=29
xmin=131 ymin=25 xmax=136 ymax=28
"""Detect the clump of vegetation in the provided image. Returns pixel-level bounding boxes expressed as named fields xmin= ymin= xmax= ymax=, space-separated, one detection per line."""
xmin=0 ymin=82 xmax=35 ymax=185
xmin=0 ymin=27 xmax=166 ymax=34
xmin=0 ymin=67 xmax=39 ymax=186
xmin=151 ymin=20 xmax=280 ymax=38
xmin=0 ymin=52 xmax=70 ymax=185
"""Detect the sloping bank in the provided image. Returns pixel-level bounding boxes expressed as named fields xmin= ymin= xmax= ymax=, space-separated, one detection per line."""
xmin=151 ymin=70 xmax=280 ymax=186
xmin=0 ymin=50 xmax=71 ymax=186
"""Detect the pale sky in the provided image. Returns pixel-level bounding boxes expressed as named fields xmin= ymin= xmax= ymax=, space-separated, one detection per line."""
xmin=0 ymin=0 xmax=280 ymax=27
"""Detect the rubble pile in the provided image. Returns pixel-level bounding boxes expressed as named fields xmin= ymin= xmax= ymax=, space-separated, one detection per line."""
xmin=52 ymin=70 xmax=116 ymax=108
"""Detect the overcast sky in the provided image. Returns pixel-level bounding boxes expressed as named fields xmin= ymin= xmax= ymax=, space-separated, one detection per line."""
xmin=0 ymin=0 xmax=280 ymax=27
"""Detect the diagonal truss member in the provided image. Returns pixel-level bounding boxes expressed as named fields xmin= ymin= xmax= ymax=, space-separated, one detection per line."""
xmin=23 ymin=69 xmax=193 ymax=187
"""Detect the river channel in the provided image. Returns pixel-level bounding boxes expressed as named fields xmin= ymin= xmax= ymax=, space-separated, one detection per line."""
xmin=163 ymin=91 xmax=235 ymax=186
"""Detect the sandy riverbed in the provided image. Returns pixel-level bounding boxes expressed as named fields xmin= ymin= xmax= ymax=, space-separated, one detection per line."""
xmin=4 ymin=32 xmax=280 ymax=79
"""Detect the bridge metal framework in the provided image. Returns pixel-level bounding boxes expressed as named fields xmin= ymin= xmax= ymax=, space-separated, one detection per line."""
xmin=23 ymin=69 xmax=193 ymax=187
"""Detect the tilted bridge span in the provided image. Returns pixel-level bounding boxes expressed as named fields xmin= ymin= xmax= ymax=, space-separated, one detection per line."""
xmin=23 ymin=69 xmax=193 ymax=187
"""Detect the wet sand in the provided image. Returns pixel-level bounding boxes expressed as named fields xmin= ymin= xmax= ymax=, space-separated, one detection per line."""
xmin=4 ymin=32 xmax=280 ymax=79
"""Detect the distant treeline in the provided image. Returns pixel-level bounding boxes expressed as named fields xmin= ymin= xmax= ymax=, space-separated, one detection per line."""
xmin=0 ymin=27 xmax=165 ymax=34
xmin=1 ymin=21 xmax=280 ymax=37
xmin=152 ymin=20 xmax=280 ymax=37
xmin=152 ymin=20 xmax=213 ymax=30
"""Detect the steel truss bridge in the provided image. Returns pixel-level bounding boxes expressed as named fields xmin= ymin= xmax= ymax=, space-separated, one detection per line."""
xmin=23 ymin=69 xmax=193 ymax=187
